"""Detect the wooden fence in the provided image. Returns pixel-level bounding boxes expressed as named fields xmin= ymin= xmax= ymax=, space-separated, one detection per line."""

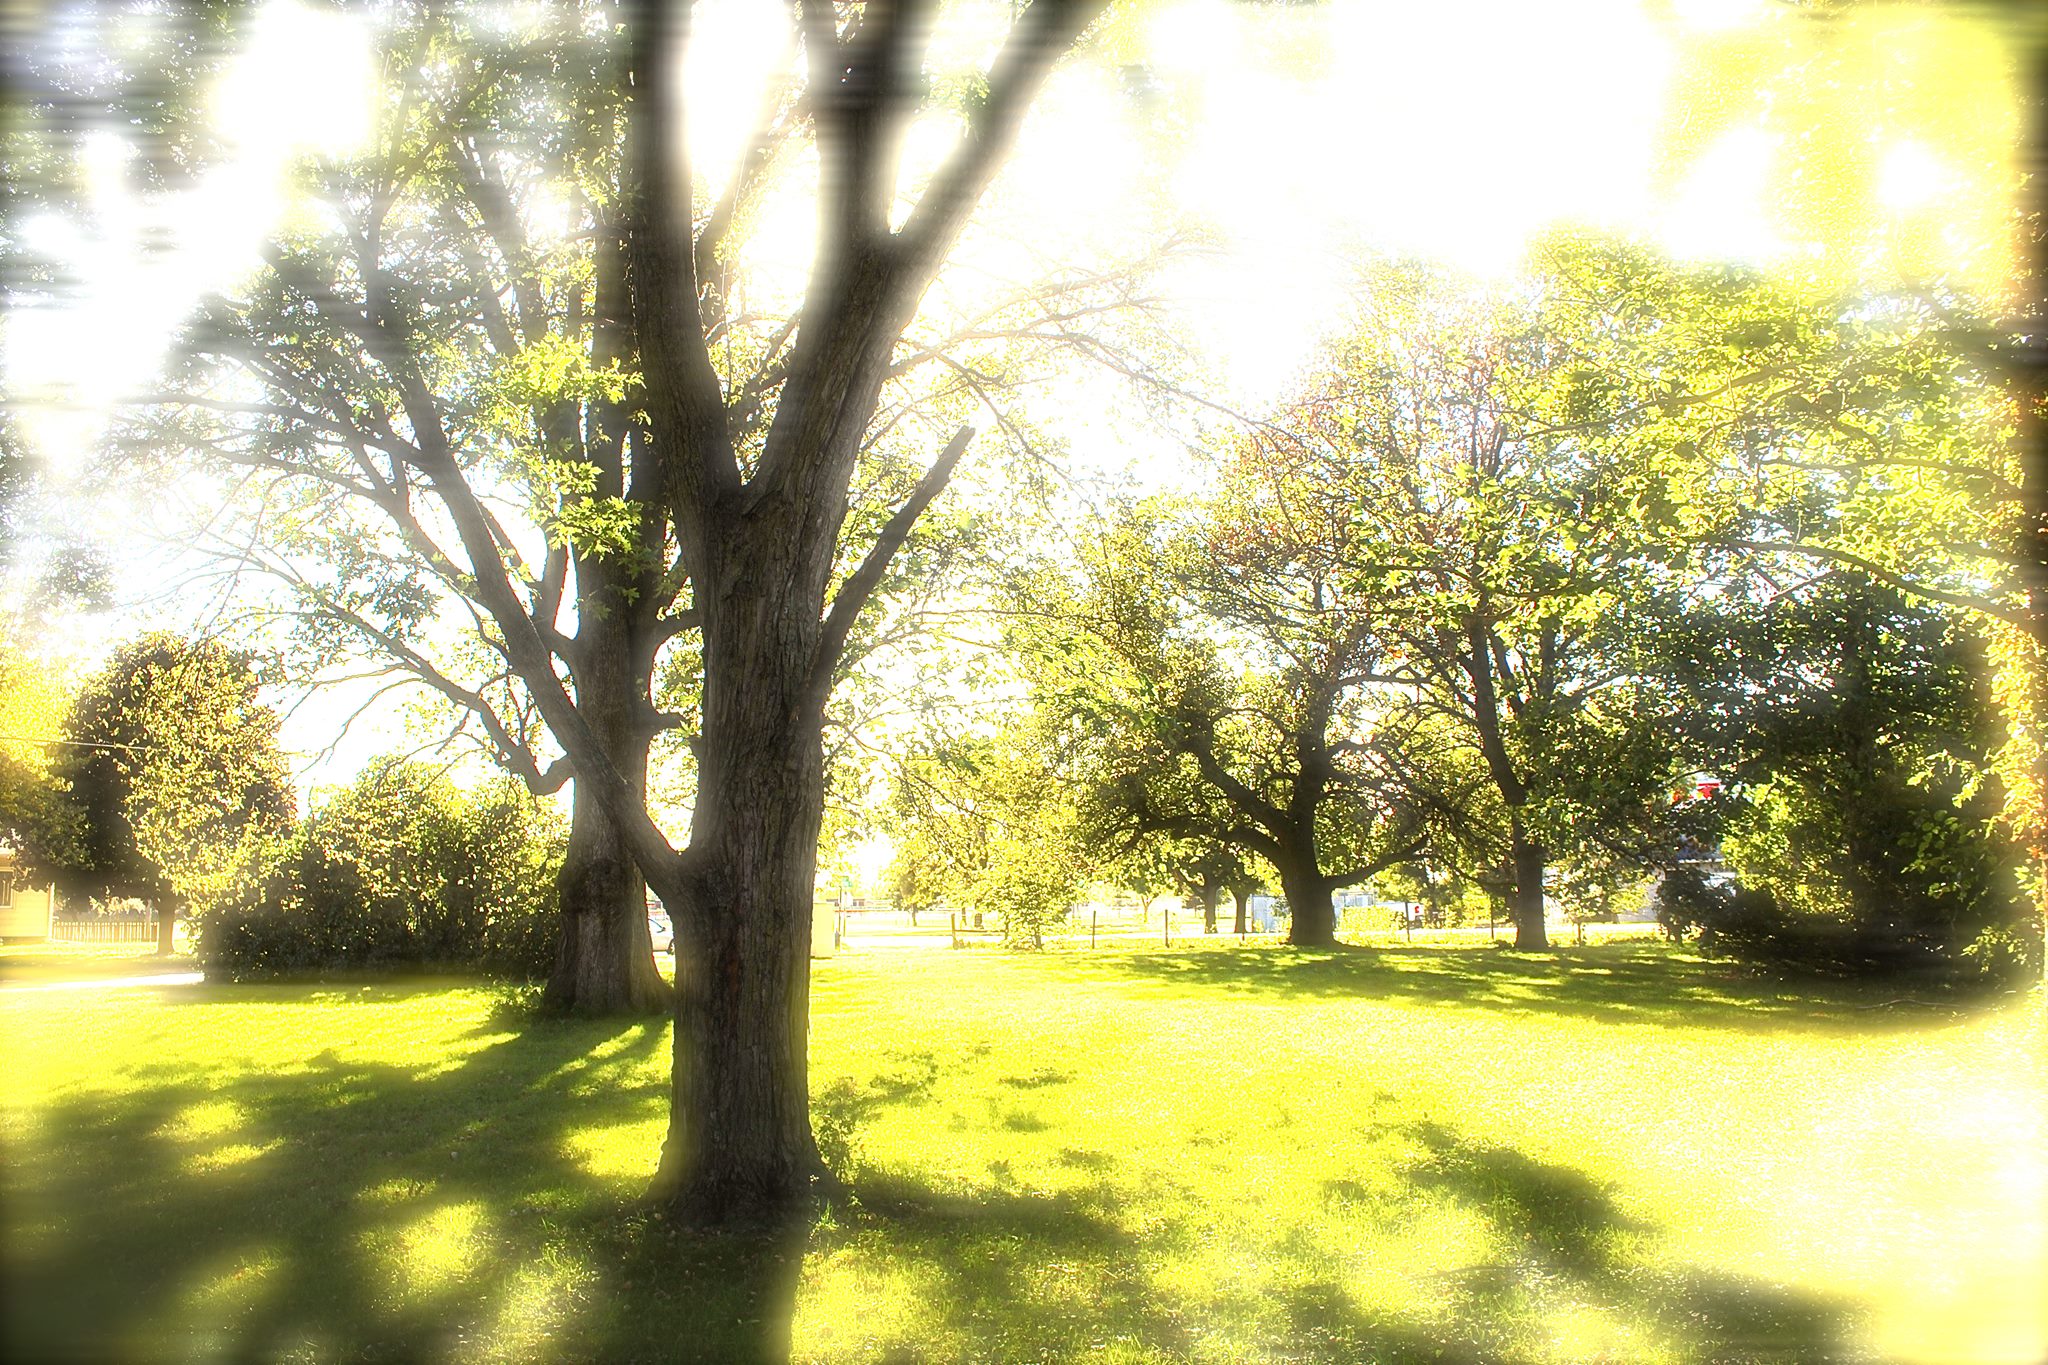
xmin=51 ymin=918 xmax=158 ymax=944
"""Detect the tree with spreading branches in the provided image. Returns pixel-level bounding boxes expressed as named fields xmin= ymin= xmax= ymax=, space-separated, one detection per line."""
xmin=23 ymin=633 xmax=294 ymax=955
xmin=1016 ymin=513 xmax=1430 ymax=950
xmin=126 ymin=0 xmax=1119 ymax=1225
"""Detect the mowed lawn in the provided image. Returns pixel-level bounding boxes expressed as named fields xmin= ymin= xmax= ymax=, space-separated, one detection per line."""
xmin=0 ymin=940 xmax=197 ymax=985
xmin=2 ymin=942 xmax=2041 ymax=1363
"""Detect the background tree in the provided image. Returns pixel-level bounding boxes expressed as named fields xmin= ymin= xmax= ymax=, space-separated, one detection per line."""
xmin=1248 ymin=243 xmax=1903 ymax=947
xmin=1019 ymin=512 xmax=1426 ymax=949
xmin=1674 ymin=577 xmax=2034 ymax=978
xmin=1167 ymin=840 xmax=1255 ymax=935
xmin=133 ymin=5 xmax=683 ymax=1014
xmin=25 ymin=633 xmax=293 ymax=954
xmin=0 ymin=640 xmax=77 ymax=871
xmin=1103 ymin=832 xmax=1188 ymax=929
xmin=883 ymin=712 xmax=1095 ymax=950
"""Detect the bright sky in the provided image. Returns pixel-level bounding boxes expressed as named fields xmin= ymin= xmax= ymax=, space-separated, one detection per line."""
xmin=1 ymin=0 xmax=2021 ymax=790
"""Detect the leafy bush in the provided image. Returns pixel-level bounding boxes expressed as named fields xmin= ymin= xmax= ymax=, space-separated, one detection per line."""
xmin=1658 ymin=584 xmax=2038 ymax=987
xmin=1655 ymin=860 xmax=2038 ymax=985
xmin=196 ymin=761 xmax=566 ymax=980
xmin=463 ymin=778 xmax=569 ymax=980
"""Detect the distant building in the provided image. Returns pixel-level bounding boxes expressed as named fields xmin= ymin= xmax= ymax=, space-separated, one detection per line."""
xmin=0 ymin=850 xmax=56 ymax=940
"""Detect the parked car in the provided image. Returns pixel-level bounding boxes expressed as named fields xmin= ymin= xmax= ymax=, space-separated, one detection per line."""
xmin=647 ymin=901 xmax=675 ymax=953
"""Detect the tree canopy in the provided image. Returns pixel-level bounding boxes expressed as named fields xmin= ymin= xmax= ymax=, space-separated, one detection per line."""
xmin=24 ymin=633 xmax=293 ymax=952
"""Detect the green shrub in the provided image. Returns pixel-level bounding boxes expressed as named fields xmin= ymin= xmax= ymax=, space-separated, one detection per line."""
xmin=196 ymin=761 xmax=566 ymax=980
xmin=464 ymin=778 xmax=568 ymax=980
xmin=1656 ymin=862 xmax=2037 ymax=985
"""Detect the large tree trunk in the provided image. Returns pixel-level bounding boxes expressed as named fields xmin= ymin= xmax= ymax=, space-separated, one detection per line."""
xmin=1281 ymin=860 xmax=1337 ymax=948
xmin=1508 ymin=816 xmax=1549 ymax=951
xmin=1200 ymin=876 xmax=1220 ymax=934
xmin=609 ymin=0 xmax=1109 ymax=1233
xmin=156 ymin=899 xmax=176 ymax=956
xmin=650 ymin=535 xmax=830 ymax=1227
xmin=543 ymin=531 xmax=670 ymax=1015
xmin=549 ymin=783 xmax=670 ymax=1015
xmin=1231 ymin=887 xmax=1249 ymax=935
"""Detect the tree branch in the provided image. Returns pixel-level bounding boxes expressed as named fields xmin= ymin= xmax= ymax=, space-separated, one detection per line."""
xmin=811 ymin=424 xmax=974 ymax=698
xmin=1729 ymin=540 xmax=2023 ymax=627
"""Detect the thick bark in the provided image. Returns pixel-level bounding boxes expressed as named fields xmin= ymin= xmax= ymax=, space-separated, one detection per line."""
xmin=1231 ymin=887 xmax=1249 ymax=935
xmin=1200 ymin=876 xmax=1220 ymax=933
xmin=605 ymin=0 xmax=1110 ymax=1231
xmin=545 ymin=597 xmax=667 ymax=1016
xmin=156 ymin=900 xmax=175 ymax=956
xmin=542 ymin=319 xmax=670 ymax=1015
xmin=548 ymin=758 xmax=670 ymax=1015
xmin=649 ymin=524 xmax=831 ymax=1226
xmin=1281 ymin=860 xmax=1338 ymax=948
xmin=1465 ymin=614 xmax=1556 ymax=952
xmin=1508 ymin=815 xmax=1548 ymax=951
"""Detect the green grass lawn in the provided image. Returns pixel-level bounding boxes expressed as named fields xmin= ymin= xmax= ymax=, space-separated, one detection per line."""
xmin=2 ymin=942 xmax=2041 ymax=1363
xmin=0 ymin=941 xmax=196 ymax=985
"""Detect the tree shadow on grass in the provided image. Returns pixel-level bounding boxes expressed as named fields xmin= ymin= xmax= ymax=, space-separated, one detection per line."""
xmin=7 ymin=989 xmax=1873 ymax=1364
xmin=794 ymin=1055 xmax=1865 ymax=1365
xmin=806 ymin=1148 xmax=1860 ymax=1365
xmin=1378 ymin=1118 xmax=1861 ymax=1364
xmin=809 ymin=1172 xmax=1187 ymax=1362
xmin=1080 ymin=941 xmax=1984 ymax=1034
xmin=2 ymin=1003 xmax=803 ymax=1364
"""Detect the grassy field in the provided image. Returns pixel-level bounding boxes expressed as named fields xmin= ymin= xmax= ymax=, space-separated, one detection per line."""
xmin=0 ymin=940 xmax=196 ymax=985
xmin=2 ymin=940 xmax=2041 ymax=1363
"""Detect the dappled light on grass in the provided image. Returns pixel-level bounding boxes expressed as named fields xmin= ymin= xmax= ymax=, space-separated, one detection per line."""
xmin=561 ymin=1118 xmax=666 ymax=1184
xmin=171 ymin=1245 xmax=283 ymax=1360
xmin=467 ymin=1252 xmax=598 ymax=1365
xmin=159 ymin=1096 xmax=287 ymax=1173
xmin=798 ymin=943 xmax=2043 ymax=1362
xmin=183 ymin=1139 xmax=283 ymax=1175
xmin=3 ymin=944 xmax=2041 ymax=1361
xmin=362 ymin=1200 xmax=495 ymax=1314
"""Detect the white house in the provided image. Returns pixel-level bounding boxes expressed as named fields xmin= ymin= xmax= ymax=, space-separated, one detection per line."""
xmin=0 ymin=850 xmax=56 ymax=940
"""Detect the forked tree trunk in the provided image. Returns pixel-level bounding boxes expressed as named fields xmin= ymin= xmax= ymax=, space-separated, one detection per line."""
xmin=1509 ymin=816 xmax=1549 ymax=951
xmin=609 ymin=0 xmax=1109 ymax=1230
